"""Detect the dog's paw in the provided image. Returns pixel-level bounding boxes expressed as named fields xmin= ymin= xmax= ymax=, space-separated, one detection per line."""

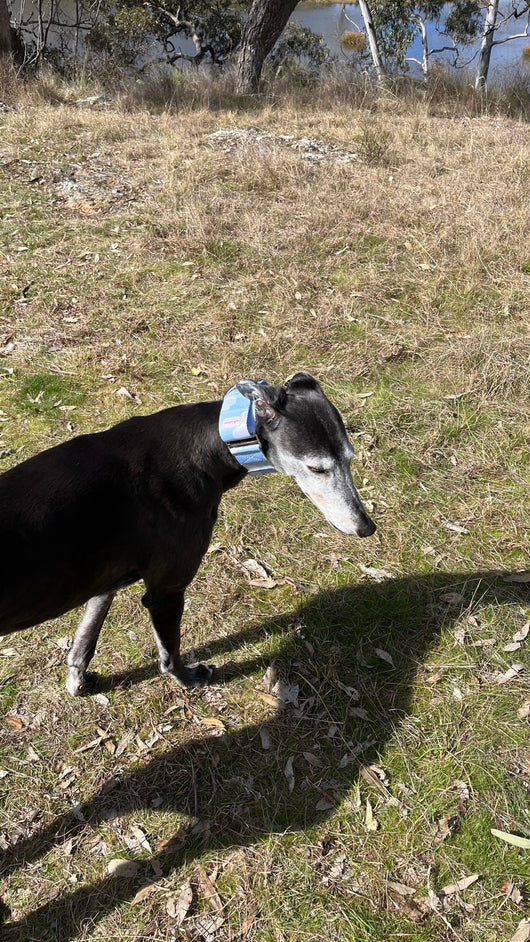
xmin=175 ymin=662 xmax=213 ymax=688
xmin=65 ymin=667 xmax=98 ymax=697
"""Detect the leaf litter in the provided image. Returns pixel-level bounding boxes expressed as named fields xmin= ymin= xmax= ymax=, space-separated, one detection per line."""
xmin=166 ymin=880 xmax=193 ymax=924
xmin=510 ymin=920 xmax=530 ymax=942
xmin=504 ymin=623 xmax=530 ymax=653
xmin=495 ymin=664 xmax=525 ymax=685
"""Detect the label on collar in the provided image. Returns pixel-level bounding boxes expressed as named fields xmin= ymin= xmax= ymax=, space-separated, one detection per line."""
xmin=219 ymin=383 xmax=276 ymax=475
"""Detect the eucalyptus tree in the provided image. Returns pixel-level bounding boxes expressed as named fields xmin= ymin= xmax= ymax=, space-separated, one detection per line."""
xmin=475 ymin=0 xmax=530 ymax=90
xmin=0 ymin=0 xmax=12 ymax=57
xmin=233 ymin=0 xmax=300 ymax=92
xmin=356 ymin=0 xmax=482 ymax=75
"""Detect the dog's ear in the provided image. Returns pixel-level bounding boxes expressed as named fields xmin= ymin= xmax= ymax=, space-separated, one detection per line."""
xmin=236 ymin=381 xmax=285 ymax=428
xmin=284 ymin=372 xmax=322 ymax=393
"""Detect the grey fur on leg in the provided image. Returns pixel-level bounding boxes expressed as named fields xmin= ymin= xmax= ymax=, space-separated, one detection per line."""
xmin=66 ymin=592 xmax=115 ymax=696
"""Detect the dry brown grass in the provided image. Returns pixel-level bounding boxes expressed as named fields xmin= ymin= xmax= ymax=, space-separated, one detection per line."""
xmin=1 ymin=71 xmax=530 ymax=942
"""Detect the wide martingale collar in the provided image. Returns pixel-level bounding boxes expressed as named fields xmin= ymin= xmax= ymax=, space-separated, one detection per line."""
xmin=218 ymin=383 xmax=276 ymax=475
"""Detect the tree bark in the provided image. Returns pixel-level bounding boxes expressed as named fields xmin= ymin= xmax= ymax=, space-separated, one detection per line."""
xmin=475 ymin=0 xmax=499 ymax=91
xmin=357 ymin=0 xmax=385 ymax=80
xmin=0 ymin=0 xmax=13 ymax=58
xmin=233 ymin=0 xmax=299 ymax=94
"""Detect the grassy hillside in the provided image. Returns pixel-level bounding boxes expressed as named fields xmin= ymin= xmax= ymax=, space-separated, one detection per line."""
xmin=1 ymin=69 xmax=530 ymax=941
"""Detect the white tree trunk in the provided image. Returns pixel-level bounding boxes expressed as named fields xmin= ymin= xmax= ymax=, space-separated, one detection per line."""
xmin=475 ymin=0 xmax=499 ymax=91
xmin=357 ymin=0 xmax=385 ymax=80
xmin=418 ymin=16 xmax=428 ymax=76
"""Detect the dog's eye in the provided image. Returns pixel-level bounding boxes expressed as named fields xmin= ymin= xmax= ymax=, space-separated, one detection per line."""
xmin=307 ymin=465 xmax=328 ymax=475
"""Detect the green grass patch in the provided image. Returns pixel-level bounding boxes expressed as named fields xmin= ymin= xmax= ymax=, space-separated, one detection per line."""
xmin=0 ymin=87 xmax=530 ymax=942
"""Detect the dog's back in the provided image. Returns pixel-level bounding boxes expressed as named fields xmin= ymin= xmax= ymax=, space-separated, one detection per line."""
xmin=0 ymin=429 xmax=134 ymax=632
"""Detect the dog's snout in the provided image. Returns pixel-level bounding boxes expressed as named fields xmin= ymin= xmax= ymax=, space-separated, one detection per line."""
xmin=357 ymin=517 xmax=377 ymax=538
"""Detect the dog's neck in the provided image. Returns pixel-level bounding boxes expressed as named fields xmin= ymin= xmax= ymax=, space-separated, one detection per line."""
xmin=218 ymin=385 xmax=275 ymax=476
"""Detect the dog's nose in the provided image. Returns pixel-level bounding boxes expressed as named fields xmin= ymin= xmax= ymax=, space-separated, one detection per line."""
xmin=357 ymin=518 xmax=377 ymax=538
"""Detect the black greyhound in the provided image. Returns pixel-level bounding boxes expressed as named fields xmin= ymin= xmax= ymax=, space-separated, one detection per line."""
xmin=0 ymin=372 xmax=375 ymax=694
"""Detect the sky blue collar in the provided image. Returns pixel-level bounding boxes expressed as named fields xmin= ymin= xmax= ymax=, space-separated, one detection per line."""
xmin=219 ymin=383 xmax=276 ymax=475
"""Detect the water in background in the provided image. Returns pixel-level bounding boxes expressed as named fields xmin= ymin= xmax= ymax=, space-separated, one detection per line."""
xmin=292 ymin=2 xmax=530 ymax=81
xmin=12 ymin=0 xmax=530 ymax=80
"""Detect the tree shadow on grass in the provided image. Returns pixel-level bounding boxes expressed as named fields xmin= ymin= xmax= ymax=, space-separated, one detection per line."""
xmin=1 ymin=568 xmax=528 ymax=940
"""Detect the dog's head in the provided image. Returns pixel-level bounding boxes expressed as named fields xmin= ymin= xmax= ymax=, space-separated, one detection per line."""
xmin=236 ymin=372 xmax=376 ymax=538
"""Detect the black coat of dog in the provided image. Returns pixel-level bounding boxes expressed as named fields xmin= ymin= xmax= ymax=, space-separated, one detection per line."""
xmin=0 ymin=373 xmax=375 ymax=694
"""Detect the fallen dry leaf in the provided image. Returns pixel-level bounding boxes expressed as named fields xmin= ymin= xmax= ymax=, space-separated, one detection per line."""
xmin=385 ymin=879 xmax=417 ymax=897
xmin=323 ymin=854 xmax=347 ymax=885
xmin=375 ymin=648 xmax=394 ymax=666
xmin=351 ymin=706 xmax=370 ymax=720
xmin=130 ymin=882 xmax=161 ymax=906
xmin=93 ymin=693 xmax=110 ymax=707
xmin=156 ymin=832 xmax=186 ymax=853
xmin=259 ymin=727 xmax=271 ymax=750
xmin=440 ymin=873 xmax=479 ymax=896
xmin=187 ymin=914 xmax=224 ymax=941
xmin=197 ymin=865 xmax=223 ymax=914
xmin=166 ymin=880 xmax=193 ymax=924
xmin=257 ymin=691 xmax=285 ymax=710
xmin=434 ymin=814 xmax=460 ymax=843
xmin=284 ymin=756 xmax=295 ymax=793
xmin=303 ymin=752 xmax=324 ymax=768
xmin=5 ymin=716 xmax=24 ymax=730
xmin=57 ymin=765 xmax=78 ymax=789
xmin=510 ymin=919 xmax=530 ymax=942
xmin=107 ymin=859 xmax=140 ymax=878
xmin=442 ymin=520 xmax=469 ymax=534
xmin=250 ymin=575 xmax=291 ymax=589
xmin=114 ymin=731 xmax=134 ymax=757
xmin=315 ymin=797 xmax=335 ymax=811
xmin=504 ymin=623 xmax=530 ymax=652
xmin=365 ymin=798 xmax=379 ymax=831
xmin=116 ymin=385 xmax=134 ymax=399
xmin=441 ymin=592 xmax=465 ymax=606
xmin=503 ymin=882 xmax=528 ymax=906
xmin=124 ymin=825 xmax=152 ymax=853
xmin=0 ymin=770 xmax=9 ymax=779
xmin=53 ymin=636 xmax=71 ymax=651
xmin=496 ymin=664 xmax=525 ymax=685
xmin=272 ymin=679 xmax=299 ymax=706
xmin=242 ymin=558 xmax=269 ymax=581
xmin=514 ymin=623 xmax=530 ymax=643
xmin=358 ymin=564 xmax=393 ymax=581
xmin=517 ymin=701 xmax=530 ymax=719
xmin=336 ymin=680 xmax=360 ymax=699
xmin=262 ymin=665 xmax=278 ymax=693
xmin=241 ymin=902 xmax=259 ymax=937
xmin=199 ymin=717 xmax=226 ymax=731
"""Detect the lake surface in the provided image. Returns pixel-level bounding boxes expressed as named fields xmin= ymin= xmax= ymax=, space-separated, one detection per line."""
xmin=13 ymin=0 xmax=530 ymax=80
xmin=292 ymin=2 xmax=530 ymax=81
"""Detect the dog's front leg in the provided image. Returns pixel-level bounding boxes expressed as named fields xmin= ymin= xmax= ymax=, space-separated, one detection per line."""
xmin=142 ymin=588 xmax=213 ymax=688
xmin=66 ymin=592 xmax=115 ymax=696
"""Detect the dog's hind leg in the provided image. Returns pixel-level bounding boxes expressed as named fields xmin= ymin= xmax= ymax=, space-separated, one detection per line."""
xmin=142 ymin=588 xmax=213 ymax=688
xmin=65 ymin=592 xmax=115 ymax=696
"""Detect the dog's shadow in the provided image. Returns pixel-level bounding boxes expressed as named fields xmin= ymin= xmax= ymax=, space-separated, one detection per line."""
xmin=1 ymin=568 xmax=528 ymax=940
